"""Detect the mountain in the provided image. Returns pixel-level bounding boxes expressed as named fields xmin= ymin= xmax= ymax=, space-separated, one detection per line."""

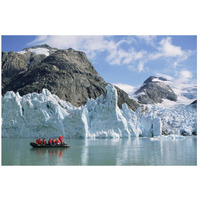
xmin=2 ymin=45 xmax=139 ymax=111
xmin=134 ymin=76 xmax=177 ymax=104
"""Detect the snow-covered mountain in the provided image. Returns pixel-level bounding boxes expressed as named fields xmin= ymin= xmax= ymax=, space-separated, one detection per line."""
xmin=134 ymin=76 xmax=177 ymax=104
xmin=129 ymin=76 xmax=197 ymax=107
xmin=170 ymin=84 xmax=197 ymax=105
xmin=2 ymin=85 xmax=196 ymax=138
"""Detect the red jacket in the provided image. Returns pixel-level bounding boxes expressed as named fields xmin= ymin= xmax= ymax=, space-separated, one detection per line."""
xmin=56 ymin=139 xmax=60 ymax=144
xmin=38 ymin=139 xmax=42 ymax=144
xmin=48 ymin=139 xmax=52 ymax=144
xmin=59 ymin=136 xmax=63 ymax=143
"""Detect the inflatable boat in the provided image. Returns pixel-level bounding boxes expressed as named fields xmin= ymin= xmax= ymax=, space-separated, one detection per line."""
xmin=30 ymin=142 xmax=70 ymax=148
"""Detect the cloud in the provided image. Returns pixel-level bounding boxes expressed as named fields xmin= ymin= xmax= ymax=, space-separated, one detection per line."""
xmin=28 ymin=35 xmax=143 ymax=65
xmin=155 ymin=71 xmax=194 ymax=86
xmin=113 ymin=83 xmax=135 ymax=94
xmin=27 ymin=35 xmax=194 ymax=74
xmin=155 ymin=73 xmax=174 ymax=81
xmin=149 ymin=37 xmax=191 ymax=62
xmin=136 ymin=35 xmax=157 ymax=46
xmin=106 ymin=47 xmax=146 ymax=65
xmin=138 ymin=61 xmax=145 ymax=72
xmin=138 ymin=36 xmax=194 ymax=73
xmin=159 ymin=37 xmax=183 ymax=57
xmin=125 ymin=36 xmax=192 ymax=72
xmin=180 ymin=70 xmax=192 ymax=79
xmin=28 ymin=35 xmax=108 ymax=56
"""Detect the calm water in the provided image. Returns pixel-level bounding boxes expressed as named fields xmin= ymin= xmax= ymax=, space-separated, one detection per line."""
xmin=1 ymin=137 xmax=197 ymax=166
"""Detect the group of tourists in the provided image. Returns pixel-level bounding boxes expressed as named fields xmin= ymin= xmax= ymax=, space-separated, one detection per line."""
xmin=36 ymin=135 xmax=64 ymax=145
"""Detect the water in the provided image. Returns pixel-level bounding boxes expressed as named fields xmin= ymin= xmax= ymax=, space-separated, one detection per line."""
xmin=1 ymin=137 xmax=197 ymax=166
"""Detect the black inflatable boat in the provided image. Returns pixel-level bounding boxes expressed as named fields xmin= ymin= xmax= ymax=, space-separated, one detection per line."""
xmin=30 ymin=142 xmax=70 ymax=148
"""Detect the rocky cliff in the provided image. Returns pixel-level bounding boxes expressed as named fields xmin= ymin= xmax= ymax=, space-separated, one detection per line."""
xmin=135 ymin=76 xmax=177 ymax=104
xmin=2 ymin=45 xmax=139 ymax=110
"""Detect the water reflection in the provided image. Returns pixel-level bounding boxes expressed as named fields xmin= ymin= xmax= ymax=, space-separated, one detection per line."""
xmin=31 ymin=149 xmax=64 ymax=158
xmin=81 ymin=138 xmax=88 ymax=165
xmin=2 ymin=137 xmax=197 ymax=165
xmin=30 ymin=148 xmax=68 ymax=164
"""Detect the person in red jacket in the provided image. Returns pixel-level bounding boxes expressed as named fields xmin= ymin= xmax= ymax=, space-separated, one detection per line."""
xmin=36 ymin=138 xmax=39 ymax=144
xmin=56 ymin=138 xmax=60 ymax=145
xmin=59 ymin=135 xmax=64 ymax=144
xmin=38 ymin=138 xmax=42 ymax=144
xmin=48 ymin=138 xmax=52 ymax=145
xmin=52 ymin=138 xmax=56 ymax=145
xmin=42 ymin=138 xmax=46 ymax=145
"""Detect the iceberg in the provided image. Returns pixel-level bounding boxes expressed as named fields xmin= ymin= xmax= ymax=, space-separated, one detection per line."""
xmin=1 ymin=85 xmax=196 ymax=138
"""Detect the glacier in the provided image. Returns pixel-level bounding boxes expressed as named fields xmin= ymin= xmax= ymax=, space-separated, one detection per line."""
xmin=1 ymin=85 xmax=197 ymax=138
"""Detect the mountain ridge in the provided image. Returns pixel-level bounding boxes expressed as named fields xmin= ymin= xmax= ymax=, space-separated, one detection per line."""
xmin=2 ymin=45 xmax=139 ymax=111
xmin=134 ymin=76 xmax=177 ymax=104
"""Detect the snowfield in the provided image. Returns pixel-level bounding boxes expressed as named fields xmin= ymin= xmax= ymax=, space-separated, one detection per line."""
xmin=2 ymin=85 xmax=197 ymax=138
xmin=18 ymin=47 xmax=52 ymax=56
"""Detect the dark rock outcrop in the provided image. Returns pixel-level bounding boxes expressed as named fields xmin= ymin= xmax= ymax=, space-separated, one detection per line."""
xmin=2 ymin=45 xmax=139 ymax=110
xmin=135 ymin=76 xmax=177 ymax=104
xmin=190 ymin=100 xmax=197 ymax=108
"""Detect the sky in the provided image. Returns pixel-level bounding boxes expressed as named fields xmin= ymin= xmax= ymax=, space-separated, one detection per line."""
xmin=2 ymin=35 xmax=197 ymax=93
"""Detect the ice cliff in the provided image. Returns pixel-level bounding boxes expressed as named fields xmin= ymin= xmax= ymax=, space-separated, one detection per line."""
xmin=1 ymin=85 xmax=197 ymax=138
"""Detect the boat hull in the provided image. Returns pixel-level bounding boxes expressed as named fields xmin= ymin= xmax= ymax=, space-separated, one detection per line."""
xmin=30 ymin=142 xmax=70 ymax=148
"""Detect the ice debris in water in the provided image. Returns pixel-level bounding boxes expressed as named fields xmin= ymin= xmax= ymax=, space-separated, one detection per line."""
xmin=2 ymin=85 xmax=197 ymax=138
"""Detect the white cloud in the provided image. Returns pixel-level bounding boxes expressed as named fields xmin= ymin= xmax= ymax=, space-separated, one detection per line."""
xmin=113 ymin=83 xmax=135 ymax=94
xmin=155 ymin=70 xmax=193 ymax=84
xmin=136 ymin=35 xmax=157 ymax=46
xmin=159 ymin=37 xmax=183 ymax=57
xmin=149 ymin=37 xmax=186 ymax=61
xmin=180 ymin=70 xmax=192 ymax=79
xmin=107 ymin=48 xmax=146 ymax=65
xmin=27 ymin=35 xmax=194 ymax=74
xmin=142 ymin=36 xmax=194 ymax=72
xmin=138 ymin=61 xmax=145 ymax=72
xmin=28 ymin=35 xmax=108 ymax=55
xmin=155 ymin=73 xmax=174 ymax=81
xmin=28 ymin=35 xmax=144 ymax=66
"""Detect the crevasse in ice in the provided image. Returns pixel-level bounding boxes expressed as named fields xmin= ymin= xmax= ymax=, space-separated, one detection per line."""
xmin=1 ymin=85 xmax=196 ymax=138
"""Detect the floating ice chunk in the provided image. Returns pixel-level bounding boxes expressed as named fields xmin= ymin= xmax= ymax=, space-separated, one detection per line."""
xmin=164 ymin=135 xmax=185 ymax=140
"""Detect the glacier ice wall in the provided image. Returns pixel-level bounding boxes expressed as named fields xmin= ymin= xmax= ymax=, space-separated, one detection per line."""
xmin=149 ymin=104 xmax=197 ymax=136
xmin=1 ymin=85 xmax=196 ymax=138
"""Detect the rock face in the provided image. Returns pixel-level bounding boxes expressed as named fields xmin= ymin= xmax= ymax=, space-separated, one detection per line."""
xmin=135 ymin=76 xmax=177 ymax=104
xmin=2 ymin=45 xmax=139 ymax=110
xmin=191 ymin=100 xmax=197 ymax=108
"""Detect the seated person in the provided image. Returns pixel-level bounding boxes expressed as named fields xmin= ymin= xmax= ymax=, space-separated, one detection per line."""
xmin=52 ymin=138 xmax=56 ymax=145
xmin=48 ymin=138 xmax=52 ymax=145
xmin=38 ymin=138 xmax=42 ymax=144
xmin=56 ymin=138 xmax=60 ymax=145
xmin=59 ymin=135 xmax=64 ymax=144
xmin=42 ymin=138 xmax=46 ymax=145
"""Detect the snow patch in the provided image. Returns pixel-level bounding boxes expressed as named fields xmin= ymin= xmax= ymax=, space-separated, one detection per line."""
xmin=28 ymin=48 xmax=50 ymax=56
xmin=18 ymin=48 xmax=51 ymax=56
